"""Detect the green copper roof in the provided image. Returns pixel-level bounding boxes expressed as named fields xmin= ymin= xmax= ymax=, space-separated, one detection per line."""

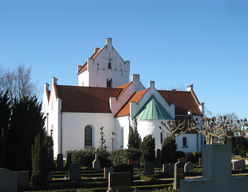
xmin=135 ymin=96 xmax=173 ymax=120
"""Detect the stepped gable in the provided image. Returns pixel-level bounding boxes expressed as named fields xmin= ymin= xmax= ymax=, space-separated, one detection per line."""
xmin=56 ymin=85 xmax=123 ymax=113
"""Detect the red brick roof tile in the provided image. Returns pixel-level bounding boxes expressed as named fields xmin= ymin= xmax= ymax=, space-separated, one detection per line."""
xmin=56 ymin=85 xmax=123 ymax=113
xmin=115 ymin=89 xmax=148 ymax=117
xmin=158 ymin=90 xmax=202 ymax=116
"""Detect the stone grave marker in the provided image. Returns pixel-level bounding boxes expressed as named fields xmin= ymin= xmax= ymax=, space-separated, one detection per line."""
xmin=107 ymin=172 xmax=131 ymax=192
xmin=0 ymin=168 xmax=17 ymax=192
xmin=128 ymin=159 xmax=140 ymax=168
xmin=180 ymin=145 xmax=248 ymax=192
xmin=48 ymin=149 xmax=54 ymax=168
xmin=233 ymin=159 xmax=245 ymax=170
xmin=57 ymin=153 xmax=63 ymax=168
xmin=184 ymin=162 xmax=194 ymax=173
xmin=113 ymin=164 xmax=133 ymax=182
xmin=173 ymin=161 xmax=185 ymax=190
xmin=69 ymin=164 xmax=81 ymax=180
xmin=163 ymin=164 xmax=174 ymax=174
xmin=104 ymin=167 xmax=114 ymax=178
xmin=92 ymin=149 xmax=101 ymax=169
xmin=65 ymin=153 xmax=72 ymax=168
xmin=154 ymin=149 xmax=162 ymax=168
xmin=144 ymin=162 xmax=154 ymax=175
xmin=17 ymin=171 xmax=29 ymax=190
xmin=47 ymin=172 xmax=53 ymax=182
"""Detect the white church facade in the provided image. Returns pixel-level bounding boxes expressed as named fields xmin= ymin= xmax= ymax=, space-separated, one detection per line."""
xmin=42 ymin=38 xmax=204 ymax=157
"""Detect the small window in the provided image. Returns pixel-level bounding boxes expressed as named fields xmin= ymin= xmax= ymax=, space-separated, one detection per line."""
xmin=107 ymin=79 xmax=112 ymax=88
xmin=108 ymin=63 xmax=112 ymax=69
xmin=160 ymin=132 xmax=163 ymax=144
xmin=183 ymin=137 xmax=187 ymax=148
xmin=85 ymin=126 xmax=92 ymax=146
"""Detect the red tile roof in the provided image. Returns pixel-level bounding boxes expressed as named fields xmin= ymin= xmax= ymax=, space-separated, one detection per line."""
xmin=56 ymin=85 xmax=123 ymax=113
xmin=77 ymin=45 xmax=107 ymax=75
xmin=116 ymin=82 xmax=132 ymax=99
xmin=158 ymin=90 xmax=202 ymax=116
xmin=115 ymin=89 xmax=148 ymax=117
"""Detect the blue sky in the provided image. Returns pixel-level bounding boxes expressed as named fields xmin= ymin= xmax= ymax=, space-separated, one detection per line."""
xmin=0 ymin=0 xmax=247 ymax=119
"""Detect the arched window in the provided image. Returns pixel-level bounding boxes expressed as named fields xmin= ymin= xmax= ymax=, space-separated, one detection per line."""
xmin=85 ymin=126 xmax=92 ymax=146
xmin=183 ymin=137 xmax=187 ymax=147
xmin=107 ymin=78 xmax=112 ymax=87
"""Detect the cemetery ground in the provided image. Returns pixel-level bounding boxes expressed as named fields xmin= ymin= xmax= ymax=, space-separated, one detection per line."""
xmin=17 ymin=155 xmax=248 ymax=192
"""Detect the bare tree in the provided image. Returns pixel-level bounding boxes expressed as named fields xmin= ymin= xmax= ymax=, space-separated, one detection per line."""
xmin=0 ymin=63 xmax=39 ymax=102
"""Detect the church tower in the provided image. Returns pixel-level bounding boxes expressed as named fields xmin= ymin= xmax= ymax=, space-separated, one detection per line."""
xmin=77 ymin=38 xmax=130 ymax=88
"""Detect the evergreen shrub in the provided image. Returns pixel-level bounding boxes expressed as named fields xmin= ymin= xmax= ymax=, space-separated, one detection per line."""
xmin=175 ymin=151 xmax=185 ymax=161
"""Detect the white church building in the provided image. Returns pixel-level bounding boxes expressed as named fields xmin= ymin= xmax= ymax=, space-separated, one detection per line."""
xmin=42 ymin=38 xmax=204 ymax=157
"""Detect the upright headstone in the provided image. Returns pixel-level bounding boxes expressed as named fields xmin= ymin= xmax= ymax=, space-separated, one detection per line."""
xmin=163 ymin=164 xmax=174 ymax=174
xmin=92 ymin=149 xmax=101 ymax=169
xmin=144 ymin=162 xmax=154 ymax=175
xmin=17 ymin=171 xmax=29 ymax=190
xmin=65 ymin=153 xmax=72 ymax=168
xmin=48 ymin=149 xmax=54 ymax=168
xmin=47 ymin=172 xmax=53 ymax=182
xmin=184 ymin=162 xmax=194 ymax=173
xmin=0 ymin=168 xmax=17 ymax=192
xmin=69 ymin=164 xmax=81 ymax=180
xmin=57 ymin=153 xmax=63 ymax=168
xmin=233 ymin=159 xmax=245 ymax=170
xmin=154 ymin=149 xmax=162 ymax=168
xmin=113 ymin=164 xmax=133 ymax=182
xmin=173 ymin=161 xmax=185 ymax=190
xmin=107 ymin=172 xmax=131 ymax=192
xmin=104 ymin=167 xmax=114 ymax=178
xmin=180 ymin=145 xmax=248 ymax=192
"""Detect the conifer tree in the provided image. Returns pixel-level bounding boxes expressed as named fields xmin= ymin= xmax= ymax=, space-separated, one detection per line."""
xmin=128 ymin=119 xmax=141 ymax=149
xmin=0 ymin=91 xmax=11 ymax=167
xmin=161 ymin=136 xmax=178 ymax=164
xmin=6 ymin=96 xmax=45 ymax=171
xmin=140 ymin=135 xmax=155 ymax=163
xmin=31 ymin=132 xmax=49 ymax=186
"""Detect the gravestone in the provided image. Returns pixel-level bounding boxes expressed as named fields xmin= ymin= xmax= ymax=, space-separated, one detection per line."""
xmin=144 ymin=162 xmax=154 ymax=175
xmin=48 ymin=149 xmax=54 ymax=168
xmin=154 ymin=149 xmax=162 ymax=168
xmin=107 ymin=172 xmax=131 ymax=192
xmin=173 ymin=161 xmax=185 ymax=190
xmin=233 ymin=159 xmax=245 ymax=170
xmin=104 ymin=167 xmax=114 ymax=178
xmin=0 ymin=168 xmax=17 ymax=192
xmin=65 ymin=153 xmax=72 ymax=168
xmin=47 ymin=172 xmax=53 ymax=182
xmin=163 ymin=164 xmax=174 ymax=174
xmin=17 ymin=171 xmax=29 ymax=190
xmin=69 ymin=164 xmax=81 ymax=180
xmin=92 ymin=149 xmax=101 ymax=169
xmin=180 ymin=145 xmax=248 ymax=192
xmin=113 ymin=164 xmax=133 ymax=182
xmin=184 ymin=162 xmax=194 ymax=173
xmin=57 ymin=153 xmax=63 ymax=168
xmin=128 ymin=159 xmax=140 ymax=168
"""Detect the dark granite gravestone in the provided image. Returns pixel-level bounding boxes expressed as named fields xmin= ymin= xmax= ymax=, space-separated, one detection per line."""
xmin=69 ymin=164 xmax=81 ymax=180
xmin=107 ymin=172 xmax=131 ymax=192
xmin=57 ymin=153 xmax=63 ymax=168
xmin=154 ymin=149 xmax=162 ymax=168
xmin=0 ymin=168 xmax=17 ymax=192
xmin=48 ymin=149 xmax=55 ymax=168
xmin=104 ymin=167 xmax=114 ymax=178
xmin=184 ymin=162 xmax=194 ymax=173
xmin=113 ymin=164 xmax=133 ymax=182
xmin=65 ymin=153 xmax=72 ymax=168
xmin=163 ymin=164 xmax=174 ymax=174
xmin=17 ymin=171 xmax=29 ymax=190
xmin=173 ymin=161 xmax=185 ymax=190
xmin=144 ymin=162 xmax=154 ymax=175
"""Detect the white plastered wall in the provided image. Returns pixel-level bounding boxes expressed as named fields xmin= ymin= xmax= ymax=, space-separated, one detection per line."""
xmin=61 ymin=112 xmax=116 ymax=155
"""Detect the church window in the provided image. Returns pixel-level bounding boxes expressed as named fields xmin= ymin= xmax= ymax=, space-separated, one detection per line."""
xmin=160 ymin=132 xmax=163 ymax=144
xmin=107 ymin=79 xmax=112 ymax=87
xmin=85 ymin=126 xmax=92 ymax=146
xmin=108 ymin=62 xmax=112 ymax=69
xmin=183 ymin=137 xmax=187 ymax=147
